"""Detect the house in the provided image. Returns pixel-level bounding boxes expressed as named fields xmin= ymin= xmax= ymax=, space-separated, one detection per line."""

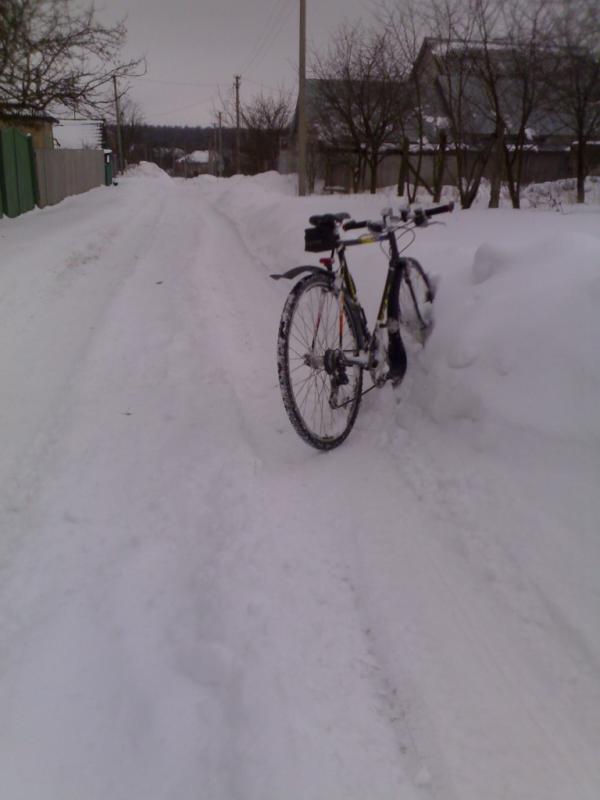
xmin=53 ymin=119 xmax=104 ymax=150
xmin=174 ymin=150 xmax=219 ymax=178
xmin=413 ymin=38 xmax=575 ymax=183
xmin=281 ymin=38 xmax=590 ymax=193
xmin=0 ymin=109 xmax=58 ymax=149
xmin=279 ymin=78 xmax=408 ymax=192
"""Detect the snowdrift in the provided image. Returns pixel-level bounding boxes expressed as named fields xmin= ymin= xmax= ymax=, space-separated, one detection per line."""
xmin=418 ymin=233 xmax=600 ymax=441
xmin=199 ymin=173 xmax=600 ymax=445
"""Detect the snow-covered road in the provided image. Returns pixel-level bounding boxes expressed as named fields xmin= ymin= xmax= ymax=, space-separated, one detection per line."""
xmin=1 ymin=168 xmax=599 ymax=800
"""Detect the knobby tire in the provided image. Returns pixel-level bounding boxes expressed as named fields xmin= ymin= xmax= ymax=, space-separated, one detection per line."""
xmin=277 ymin=273 xmax=363 ymax=450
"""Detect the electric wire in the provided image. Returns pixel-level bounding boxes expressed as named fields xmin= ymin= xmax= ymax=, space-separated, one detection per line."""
xmin=136 ymin=77 xmax=226 ymax=88
xmin=235 ymin=0 xmax=289 ymax=74
xmin=149 ymin=96 xmax=216 ymax=118
xmin=237 ymin=0 xmax=296 ymax=76
xmin=129 ymin=0 xmax=297 ymax=122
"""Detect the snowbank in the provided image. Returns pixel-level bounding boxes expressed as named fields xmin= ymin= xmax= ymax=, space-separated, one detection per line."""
xmin=199 ymin=171 xmax=600 ymax=445
xmin=417 ymin=233 xmax=600 ymax=441
xmin=473 ymin=175 xmax=600 ymax=210
xmin=126 ymin=160 xmax=172 ymax=182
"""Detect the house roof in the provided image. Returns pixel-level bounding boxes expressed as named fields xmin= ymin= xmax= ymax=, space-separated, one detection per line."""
xmin=0 ymin=108 xmax=59 ymax=124
xmin=419 ymin=38 xmax=572 ymax=141
xmin=290 ymin=78 xmax=409 ymax=139
xmin=177 ymin=150 xmax=211 ymax=164
xmin=288 ymin=39 xmax=576 ymax=148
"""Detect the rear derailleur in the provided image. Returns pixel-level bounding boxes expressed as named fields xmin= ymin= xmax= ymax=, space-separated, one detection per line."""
xmin=323 ymin=349 xmax=350 ymax=409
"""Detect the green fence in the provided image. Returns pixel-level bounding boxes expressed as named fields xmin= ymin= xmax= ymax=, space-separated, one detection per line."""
xmin=0 ymin=127 xmax=36 ymax=218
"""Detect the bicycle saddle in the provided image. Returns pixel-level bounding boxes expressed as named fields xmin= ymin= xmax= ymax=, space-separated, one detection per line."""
xmin=308 ymin=212 xmax=350 ymax=227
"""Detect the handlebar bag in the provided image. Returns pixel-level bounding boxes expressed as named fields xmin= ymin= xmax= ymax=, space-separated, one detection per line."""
xmin=304 ymin=219 xmax=339 ymax=252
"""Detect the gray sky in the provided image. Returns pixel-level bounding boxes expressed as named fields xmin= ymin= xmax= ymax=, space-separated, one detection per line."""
xmin=99 ymin=0 xmax=371 ymax=127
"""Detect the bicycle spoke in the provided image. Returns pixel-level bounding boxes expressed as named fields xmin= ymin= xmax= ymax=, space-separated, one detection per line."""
xmin=278 ymin=274 xmax=363 ymax=448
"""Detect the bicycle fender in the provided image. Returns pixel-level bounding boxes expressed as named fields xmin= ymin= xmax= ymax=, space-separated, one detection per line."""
xmin=270 ymin=266 xmax=330 ymax=281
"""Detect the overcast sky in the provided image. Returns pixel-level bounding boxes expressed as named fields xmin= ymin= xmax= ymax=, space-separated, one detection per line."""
xmin=99 ymin=0 xmax=371 ymax=127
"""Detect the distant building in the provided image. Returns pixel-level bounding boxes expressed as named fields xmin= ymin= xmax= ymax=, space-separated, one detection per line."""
xmin=0 ymin=109 xmax=58 ymax=149
xmin=281 ymin=38 xmax=590 ymax=191
xmin=174 ymin=150 xmax=218 ymax=177
xmin=53 ymin=119 xmax=103 ymax=150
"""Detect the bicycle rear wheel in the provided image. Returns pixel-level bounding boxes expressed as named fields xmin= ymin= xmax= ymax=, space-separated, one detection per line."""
xmin=277 ymin=273 xmax=363 ymax=450
xmin=398 ymin=259 xmax=435 ymax=344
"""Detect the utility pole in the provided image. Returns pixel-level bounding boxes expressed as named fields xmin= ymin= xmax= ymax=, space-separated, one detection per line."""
xmin=234 ymin=75 xmax=241 ymax=174
xmin=298 ymin=0 xmax=307 ymax=196
xmin=112 ymin=75 xmax=124 ymax=174
xmin=217 ymin=111 xmax=223 ymax=176
xmin=212 ymin=123 xmax=218 ymax=174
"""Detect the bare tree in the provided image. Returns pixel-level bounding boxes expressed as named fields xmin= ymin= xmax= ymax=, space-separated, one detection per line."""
xmin=0 ymin=0 xmax=144 ymax=117
xmin=109 ymin=95 xmax=146 ymax=164
xmin=311 ymin=22 xmax=405 ymax=193
xmin=547 ymin=0 xmax=600 ymax=203
xmin=214 ymin=86 xmax=292 ymax=175
xmin=378 ymin=0 xmax=451 ymax=201
xmin=465 ymin=0 xmax=556 ymax=208
xmin=240 ymin=89 xmax=292 ymax=173
xmin=421 ymin=1 xmax=494 ymax=208
xmin=402 ymin=0 xmax=557 ymax=209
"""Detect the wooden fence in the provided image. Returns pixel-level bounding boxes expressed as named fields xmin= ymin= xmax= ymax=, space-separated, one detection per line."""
xmin=321 ymin=149 xmax=572 ymax=194
xmin=35 ymin=148 xmax=105 ymax=208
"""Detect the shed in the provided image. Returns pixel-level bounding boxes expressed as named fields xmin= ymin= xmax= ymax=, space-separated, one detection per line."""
xmin=0 ymin=110 xmax=58 ymax=149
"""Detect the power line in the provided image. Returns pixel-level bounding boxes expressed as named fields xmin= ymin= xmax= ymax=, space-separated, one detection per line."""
xmin=127 ymin=0 xmax=297 ymax=125
xmin=150 ymin=96 xmax=216 ymax=118
xmin=136 ymin=77 xmax=227 ymax=88
xmin=237 ymin=0 xmax=296 ymax=76
xmin=242 ymin=77 xmax=281 ymax=92
xmin=236 ymin=0 xmax=288 ymax=74
xmin=135 ymin=76 xmax=282 ymax=95
xmin=243 ymin=0 xmax=296 ymax=75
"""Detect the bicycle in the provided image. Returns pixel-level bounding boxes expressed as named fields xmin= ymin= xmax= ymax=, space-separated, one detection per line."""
xmin=271 ymin=202 xmax=454 ymax=450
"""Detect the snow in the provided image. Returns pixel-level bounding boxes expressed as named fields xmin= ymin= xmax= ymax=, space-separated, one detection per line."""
xmin=1 ymin=165 xmax=599 ymax=800
xmin=178 ymin=150 xmax=210 ymax=164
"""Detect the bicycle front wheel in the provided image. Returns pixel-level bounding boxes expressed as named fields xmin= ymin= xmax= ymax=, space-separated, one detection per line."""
xmin=398 ymin=260 xmax=435 ymax=344
xmin=277 ymin=273 xmax=363 ymax=450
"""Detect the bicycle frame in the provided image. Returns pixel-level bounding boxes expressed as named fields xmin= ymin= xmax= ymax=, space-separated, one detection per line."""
xmin=332 ymin=228 xmax=410 ymax=384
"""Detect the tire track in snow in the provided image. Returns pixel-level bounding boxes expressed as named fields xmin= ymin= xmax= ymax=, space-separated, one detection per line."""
xmin=0 ymin=183 xmax=169 ymax=539
xmin=196 ymin=182 xmax=600 ymax=800
xmin=189 ymin=190 xmax=446 ymax=799
xmin=194 ymin=188 xmax=473 ymax=799
xmin=0 ymin=177 xmax=254 ymax=800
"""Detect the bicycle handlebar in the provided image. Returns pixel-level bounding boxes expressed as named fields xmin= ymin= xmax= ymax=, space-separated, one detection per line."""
xmin=424 ymin=201 xmax=454 ymax=218
xmin=342 ymin=219 xmax=369 ymax=231
xmin=400 ymin=201 xmax=454 ymax=223
xmin=342 ymin=201 xmax=454 ymax=233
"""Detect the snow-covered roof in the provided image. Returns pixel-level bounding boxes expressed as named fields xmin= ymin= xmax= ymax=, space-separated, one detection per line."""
xmin=187 ymin=150 xmax=210 ymax=163
xmin=176 ymin=150 xmax=211 ymax=165
xmin=0 ymin=107 xmax=58 ymax=123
